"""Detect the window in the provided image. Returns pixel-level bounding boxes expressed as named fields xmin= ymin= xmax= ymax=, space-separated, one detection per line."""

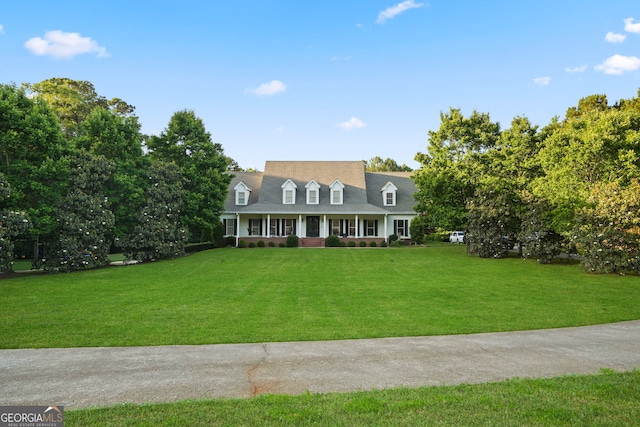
xmin=283 ymin=218 xmax=296 ymax=236
xmin=305 ymin=179 xmax=320 ymax=204
xmin=270 ymin=219 xmax=280 ymax=236
xmin=223 ymin=219 xmax=237 ymax=236
xmin=348 ymin=219 xmax=357 ymax=236
xmin=281 ymin=179 xmax=297 ymax=204
xmin=329 ymin=179 xmax=344 ymax=205
xmin=364 ymin=220 xmax=378 ymax=237
xmin=285 ymin=190 xmax=294 ymax=204
xmin=394 ymin=219 xmax=409 ymax=238
xmin=234 ymin=182 xmax=250 ymax=206
xmin=381 ymin=182 xmax=398 ymax=206
xmin=249 ymin=219 xmax=262 ymax=236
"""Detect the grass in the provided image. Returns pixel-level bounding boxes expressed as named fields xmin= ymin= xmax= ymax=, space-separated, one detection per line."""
xmin=67 ymin=369 xmax=640 ymax=426
xmin=1 ymin=245 xmax=639 ymax=349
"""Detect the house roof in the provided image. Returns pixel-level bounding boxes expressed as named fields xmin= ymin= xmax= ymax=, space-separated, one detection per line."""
xmin=224 ymin=161 xmax=417 ymax=215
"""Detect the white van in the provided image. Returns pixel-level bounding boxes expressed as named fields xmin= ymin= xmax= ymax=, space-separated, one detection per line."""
xmin=449 ymin=231 xmax=465 ymax=244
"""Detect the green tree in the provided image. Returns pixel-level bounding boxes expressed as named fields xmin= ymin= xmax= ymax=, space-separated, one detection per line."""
xmin=364 ymin=156 xmax=412 ymax=172
xmin=120 ymin=161 xmax=187 ymax=261
xmin=413 ymin=108 xmax=501 ymax=230
xmin=147 ymin=110 xmax=231 ymax=241
xmin=23 ymin=78 xmax=135 ymax=139
xmin=75 ymin=107 xmax=148 ymax=239
xmin=465 ymin=188 xmax=518 ymax=258
xmin=0 ymin=174 xmax=31 ymax=273
xmin=574 ymin=180 xmax=640 ymax=274
xmin=0 ymin=83 xmax=69 ymax=264
xmin=45 ymin=152 xmax=114 ymax=273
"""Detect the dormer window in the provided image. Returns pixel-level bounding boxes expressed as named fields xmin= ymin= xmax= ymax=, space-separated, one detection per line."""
xmin=305 ymin=179 xmax=321 ymax=205
xmin=329 ymin=179 xmax=344 ymax=205
xmin=381 ymin=182 xmax=398 ymax=206
xmin=281 ymin=179 xmax=297 ymax=205
xmin=234 ymin=181 xmax=251 ymax=206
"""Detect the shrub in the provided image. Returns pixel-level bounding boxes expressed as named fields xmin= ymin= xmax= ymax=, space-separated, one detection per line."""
xmin=238 ymin=239 xmax=246 ymax=248
xmin=380 ymin=240 xmax=387 ymax=247
xmin=224 ymin=236 xmax=236 ymax=247
xmin=389 ymin=234 xmax=399 ymax=243
xmin=348 ymin=241 xmax=356 ymax=247
xmin=286 ymin=235 xmax=299 ymax=248
xmin=268 ymin=241 xmax=275 ymax=247
xmin=339 ymin=241 xmax=346 ymax=247
xmin=325 ymin=235 xmax=340 ymax=247
xmin=279 ymin=243 xmax=286 ymax=248
xmin=369 ymin=241 xmax=377 ymax=247
xmin=257 ymin=240 xmax=265 ymax=248
xmin=359 ymin=241 xmax=367 ymax=247
xmin=390 ymin=240 xmax=401 ymax=247
xmin=248 ymin=242 xmax=256 ymax=248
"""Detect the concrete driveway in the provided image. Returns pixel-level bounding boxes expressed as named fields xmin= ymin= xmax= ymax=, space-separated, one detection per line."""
xmin=1 ymin=320 xmax=639 ymax=409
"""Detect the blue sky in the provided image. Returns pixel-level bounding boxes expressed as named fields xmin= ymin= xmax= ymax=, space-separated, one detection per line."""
xmin=2 ymin=1 xmax=640 ymax=170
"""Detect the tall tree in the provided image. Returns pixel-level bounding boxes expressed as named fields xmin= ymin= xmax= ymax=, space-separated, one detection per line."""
xmin=45 ymin=151 xmax=114 ymax=273
xmin=147 ymin=110 xmax=231 ymax=241
xmin=75 ymin=107 xmax=148 ymax=239
xmin=23 ymin=78 xmax=135 ymax=139
xmin=120 ymin=161 xmax=187 ymax=261
xmin=364 ymin=156 xmax=412 ymax=172
xmin=413 ymin=108 xmax=500 ymax=230
xmin=0 ymin=174 xmax=31 ymax=273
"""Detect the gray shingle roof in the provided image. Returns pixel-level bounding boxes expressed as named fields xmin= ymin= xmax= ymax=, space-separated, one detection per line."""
xmin=224 ymin=161 xmax=417 ymax=215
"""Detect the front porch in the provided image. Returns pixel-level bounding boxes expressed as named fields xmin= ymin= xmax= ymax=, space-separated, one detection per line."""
xmin=236 ymin=236 xmax=392 ymax=248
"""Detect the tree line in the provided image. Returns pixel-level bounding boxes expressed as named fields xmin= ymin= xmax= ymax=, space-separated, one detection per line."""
xmin=0 ymin=78 xmax=231 ymax=273
xmin=412 ymin=91 xmax=640 ymax=274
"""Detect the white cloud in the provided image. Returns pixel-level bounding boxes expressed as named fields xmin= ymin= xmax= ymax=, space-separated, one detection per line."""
xmin=376 ymin=1 xmax=425 ymax=24
xmin=24 ymin=30 xmax=109 ymax=58
xmin=605 ymin=32 xmax=626 ymax=43
xmin=0 ymin=25 xmax=4 ymax=35
xmin=337 ymin=117 xmax=366 ymax=130
xmin=533 ymin=76 xmax=551 ymax=86
xmin=245 ymin=80 xmax=287 ymax=96
xmin=624 ymin=17 xmax=640 ymax=33
xmin=565 ymin=65 xmax=587 ymax=73
xmin=595 ymin=54 xmax=640 ymax=75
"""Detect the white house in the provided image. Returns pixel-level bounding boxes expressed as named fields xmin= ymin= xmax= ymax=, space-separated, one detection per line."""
xmin=221 ymin=161 xmax=418 ymax=246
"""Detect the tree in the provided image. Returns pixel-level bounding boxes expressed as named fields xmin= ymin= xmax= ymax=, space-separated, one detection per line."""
xmin=23 ymin=78 xmax=135 ymax=139
xmin=0 ymin=174 xmax=31 ymax=273
xmin=364 ymin=156 xmax=412 ymax=172
xmin=465 ymin=188 xmax=518 ymax=258
xmin=0 ymin=83 xmax=69 ymax=265
xmin=120 ymin=161 xmax=187 ymax=261
xmin=75 ymin=107 xmax=148 ymax=239
xmin=413 ymin=108 xmax=501 ymax=230
xmin=573 ymin=180 xmax=640 ymax=274
xmin=147 ymin=110 xmax=231 ymax=241
xmin=45 ymin=152 xmax=114 ymax=273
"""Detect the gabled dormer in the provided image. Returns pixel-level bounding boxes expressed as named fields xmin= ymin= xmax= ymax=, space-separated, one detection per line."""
xmin=329 ymin=179 xmax=344 ymax=205
xmin=281 ymin=179 xmax=297 ymax=204
xmin=381 ymin=181 xmax=398 ymax=206
xmin=305 ymin=179 xmax=321 ymax=205
xmin=234 ymin=181 xmax=251 ymax=206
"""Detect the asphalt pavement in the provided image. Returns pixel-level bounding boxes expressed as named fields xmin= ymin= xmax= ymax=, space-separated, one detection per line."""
xmin=1 ymin=320 xmax=639 ymax=409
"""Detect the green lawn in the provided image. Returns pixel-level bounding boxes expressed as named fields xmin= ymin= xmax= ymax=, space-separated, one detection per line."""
xmin=1 ymin=245 xmax=639 ymax=349
xmin=68 ymin=370 xmax=640 ymax=426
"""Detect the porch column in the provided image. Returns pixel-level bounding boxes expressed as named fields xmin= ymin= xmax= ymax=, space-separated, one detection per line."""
xmin=267 ymin=214 xmax=271 ymax=238
xmin=235 ymin=213 xmax=240 ymax=247
xmin=298 ymin=214 xmax=302 ymax=237
xmin=323 ymin=215 xmax=327 ymax=238
xmin=355 ymin=214 xmax=359 ymax=238
xmin=384 ymin=214 xmax=388 ymax=243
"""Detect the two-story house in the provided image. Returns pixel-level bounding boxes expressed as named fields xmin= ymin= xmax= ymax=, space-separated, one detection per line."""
xmin=222 ymin=161 xmax=418 ymax=247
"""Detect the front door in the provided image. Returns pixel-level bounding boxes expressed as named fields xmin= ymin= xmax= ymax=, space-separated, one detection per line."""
xmin=306 ymin=216 xmax=320 ymax=237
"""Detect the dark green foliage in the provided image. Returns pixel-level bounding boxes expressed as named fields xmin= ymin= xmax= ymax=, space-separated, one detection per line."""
xmin=359 ymin=241 xmax=367 ymax=247
xmin=278 ymin=242 xmax=286 ymax=248
xmin=286 ymin=235 xmax=299 ymax=247
xmin=574 ymin=180 xmax=640 ymax=274
xmin=369 ymin=241 xmax=377 ymax=247
xmin=238 ymin=240 xmax=247 ymax=248
xmin=0 ymin=174 xmax=31 ymax=273
xmin=268 ymin=241 xmax=275 ymax=247
xmin=347 ymin=241 xmax=355 ymax=247
xmin=409 ymin=215 xmax=434 ymax=245
xmin=388 ymin=234 xmax=399 ymax=243
xmin=466 ymin=188 xmax=518 ymax=259
xmin=518 ymin=195 xmax=564 ymax=264
xmin=248 ymin=242 xmax=256 ymax=248
xmin=257 ymin=240 xmax=265 ymax=248
xmin=325 ymin=235 xmax=340 ymax=247
xmin=45 ymin=152 xmax=114 ymax=272
xmin=120 ymin=162 xmax=187 ymax=262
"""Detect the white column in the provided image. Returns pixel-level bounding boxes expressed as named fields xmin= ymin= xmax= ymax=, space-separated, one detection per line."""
xmin=267 ymin=214 xmax=271 ymax=238
xmin=235 ymin=213 xmax=240 ymax=247
xmin=384 ymin=214 xmax=388 ymax=243
xmin=323 ymin=215 xmax=327 ymax=238
xmin=355 ymin=215 xmax=359 ymax=238
xmin=298 ymin=214 xmax=302 ymax=237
